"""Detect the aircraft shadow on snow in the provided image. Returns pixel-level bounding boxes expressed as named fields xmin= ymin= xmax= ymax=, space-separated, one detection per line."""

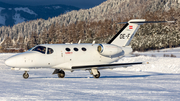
xmin=100 ymin=72 xmax=179 ymax=79
xmin=28 ymin=72 xmax=179 ymax=79
xmin=100 ymin=75 xmax=151 ymax=79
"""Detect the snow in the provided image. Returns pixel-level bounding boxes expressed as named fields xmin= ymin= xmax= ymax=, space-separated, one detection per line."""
xmin=0 ymin=47 xmax=180 ymax=100
xmin=0 ymin=7 xmax=5 ymax=11
xmin=14 ymin=7 xmax=37 ymax=16
xmin=45 ymin=7 xmax=51 ymax=9
xmin=13 ymin=13 xmax=25 ymax=24
xmin=116 ymin=56 xmax=180 ymax=73
xmin=0 ymin=15 xmax=5 ymax=25
xmin=53 ymin=6 xmax=62 ymax=9
xmin=45 ymin=6 xmax=62 ymax=9
xmin=0 ymin=7 xmax=5 ymax=25
xmin=134 ymin=47 xmax=180 ymax=58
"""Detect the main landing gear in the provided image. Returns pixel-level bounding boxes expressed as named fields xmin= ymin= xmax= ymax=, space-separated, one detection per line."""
xmin=53 ymin=69 xmax=101 ymax=79
xmin=58 ymin=70 xmax=65 ymax=78
xmin=93 ymin=71 xmax=100 ymax=78
xmin=90 ymin=68 xmax=101 ymax=78
xmin=23 ymin=71 xmax=29 ymax=79
xmin=53 ymin=69 xmax=65 ymax=78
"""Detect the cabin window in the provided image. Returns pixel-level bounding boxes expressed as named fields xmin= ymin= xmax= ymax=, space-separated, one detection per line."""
xmin=47 ymin=48 xmax=54 ymax=54
xmin=32 ymin=46 xmax=46 ymax=54
xmin=65 ymin=48 xmax=71 ymax=52
xmin=82 ymin=47 xmax=87 ymax=51
xmin=74 ymin=48 xmax=78 ymax=51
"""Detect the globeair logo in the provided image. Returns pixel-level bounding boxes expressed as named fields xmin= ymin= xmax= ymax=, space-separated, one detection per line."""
xmin=129 ymin=25 xmax=133 ymax=29
xmin=65 ymin=52 xmax=73 ymax=54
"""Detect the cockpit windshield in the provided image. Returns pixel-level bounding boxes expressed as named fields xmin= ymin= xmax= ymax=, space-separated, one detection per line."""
xmin=32 ymin=46 xmax=46 ymax=54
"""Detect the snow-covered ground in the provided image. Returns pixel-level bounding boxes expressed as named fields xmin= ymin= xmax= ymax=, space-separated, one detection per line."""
xmin=0 ymin=48 xmax=180 ymax=100
xmin=133 ymin=47 xmax=180 ymax=58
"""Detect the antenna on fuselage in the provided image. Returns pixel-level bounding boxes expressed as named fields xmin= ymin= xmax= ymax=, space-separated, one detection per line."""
xmin=92 ymin=40 xmax=95 ymax=45
xmin=78 ymin=40 xmax=81 ymax=44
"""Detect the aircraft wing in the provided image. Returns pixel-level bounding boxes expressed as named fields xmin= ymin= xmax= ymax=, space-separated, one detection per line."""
xmin=72 ymin=62 xmax=144 ymax=70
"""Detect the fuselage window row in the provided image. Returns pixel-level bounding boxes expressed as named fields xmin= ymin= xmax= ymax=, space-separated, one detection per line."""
xmin=65 ymin=47 xmax=87 ymax=52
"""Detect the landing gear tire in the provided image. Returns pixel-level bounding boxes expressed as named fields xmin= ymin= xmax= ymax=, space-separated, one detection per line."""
xmin=58 ymin=70 xmax=65 ymax=78
xmin=23 ymin=72 xmax=29 ymax=79
xmin=93 ymin=71 xmax=100 ymax=78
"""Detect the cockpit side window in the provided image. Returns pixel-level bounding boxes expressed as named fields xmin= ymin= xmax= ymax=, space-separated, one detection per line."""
xmin=47 ymin=48 xmax=54 ymax=54
xmin=32 ymin=46 xmax=46 ymax=54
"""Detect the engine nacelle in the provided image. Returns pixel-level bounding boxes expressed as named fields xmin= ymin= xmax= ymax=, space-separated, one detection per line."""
xmin=97 ymin=44 xmax=123 ymax=57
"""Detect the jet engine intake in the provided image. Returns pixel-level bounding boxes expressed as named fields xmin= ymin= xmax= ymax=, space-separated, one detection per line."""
xmin=97 ymin=44 xmax=123 ymax=57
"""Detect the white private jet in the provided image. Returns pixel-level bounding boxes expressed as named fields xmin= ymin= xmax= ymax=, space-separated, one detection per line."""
xmin=5 ymin=19 xmax=173 ymax=79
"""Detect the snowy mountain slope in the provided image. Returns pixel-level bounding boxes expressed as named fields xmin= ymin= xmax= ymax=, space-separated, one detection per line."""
xmin=0 ymin=47 xmax=180 ymax=100
xmin=14 ymin=7 xmax=37 ymax=16
xmin=0 ymin=1 xmax=80 ymax=26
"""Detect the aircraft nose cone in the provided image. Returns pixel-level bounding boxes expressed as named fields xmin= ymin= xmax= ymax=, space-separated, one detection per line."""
xmin=5 ymin=57 xmax=17 ymax=67
xmin=5 ymin=58 xmax=12 ymax=66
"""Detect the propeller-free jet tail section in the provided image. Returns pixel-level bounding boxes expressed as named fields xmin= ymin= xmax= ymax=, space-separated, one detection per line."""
xmin=108 ymin=19 xmax=145 ymax=46
xmin=108 ymin=19 xmax=174 ymax=47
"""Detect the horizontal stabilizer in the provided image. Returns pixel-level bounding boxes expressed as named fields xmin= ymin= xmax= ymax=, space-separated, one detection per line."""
xmin=118 ymin=21 xmax=175 ymax=24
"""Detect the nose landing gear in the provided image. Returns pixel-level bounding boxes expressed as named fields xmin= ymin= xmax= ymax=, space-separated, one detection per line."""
xmin=23 ymin=71 xmax=29 ymax=79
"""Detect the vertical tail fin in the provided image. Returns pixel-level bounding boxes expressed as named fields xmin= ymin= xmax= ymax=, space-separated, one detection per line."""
xmin=107 ymin=19 xmax=145 ymax=46
xmin=107 ymin=19 xmax=174 ymax=46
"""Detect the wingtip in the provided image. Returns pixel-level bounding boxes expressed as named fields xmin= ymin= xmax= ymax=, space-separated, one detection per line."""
xmin=143 ymin=62 xmax=149 ymax=64
xmin=167 ymin=21 xmax=175 ymax=23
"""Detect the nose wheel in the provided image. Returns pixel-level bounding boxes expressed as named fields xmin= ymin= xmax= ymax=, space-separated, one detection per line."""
xmin=23 ymin=71 xmax=29 ymax=79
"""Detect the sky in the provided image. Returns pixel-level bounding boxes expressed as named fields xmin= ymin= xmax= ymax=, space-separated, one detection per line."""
xmin=0 ymin=0 xmax=107 ymax=9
